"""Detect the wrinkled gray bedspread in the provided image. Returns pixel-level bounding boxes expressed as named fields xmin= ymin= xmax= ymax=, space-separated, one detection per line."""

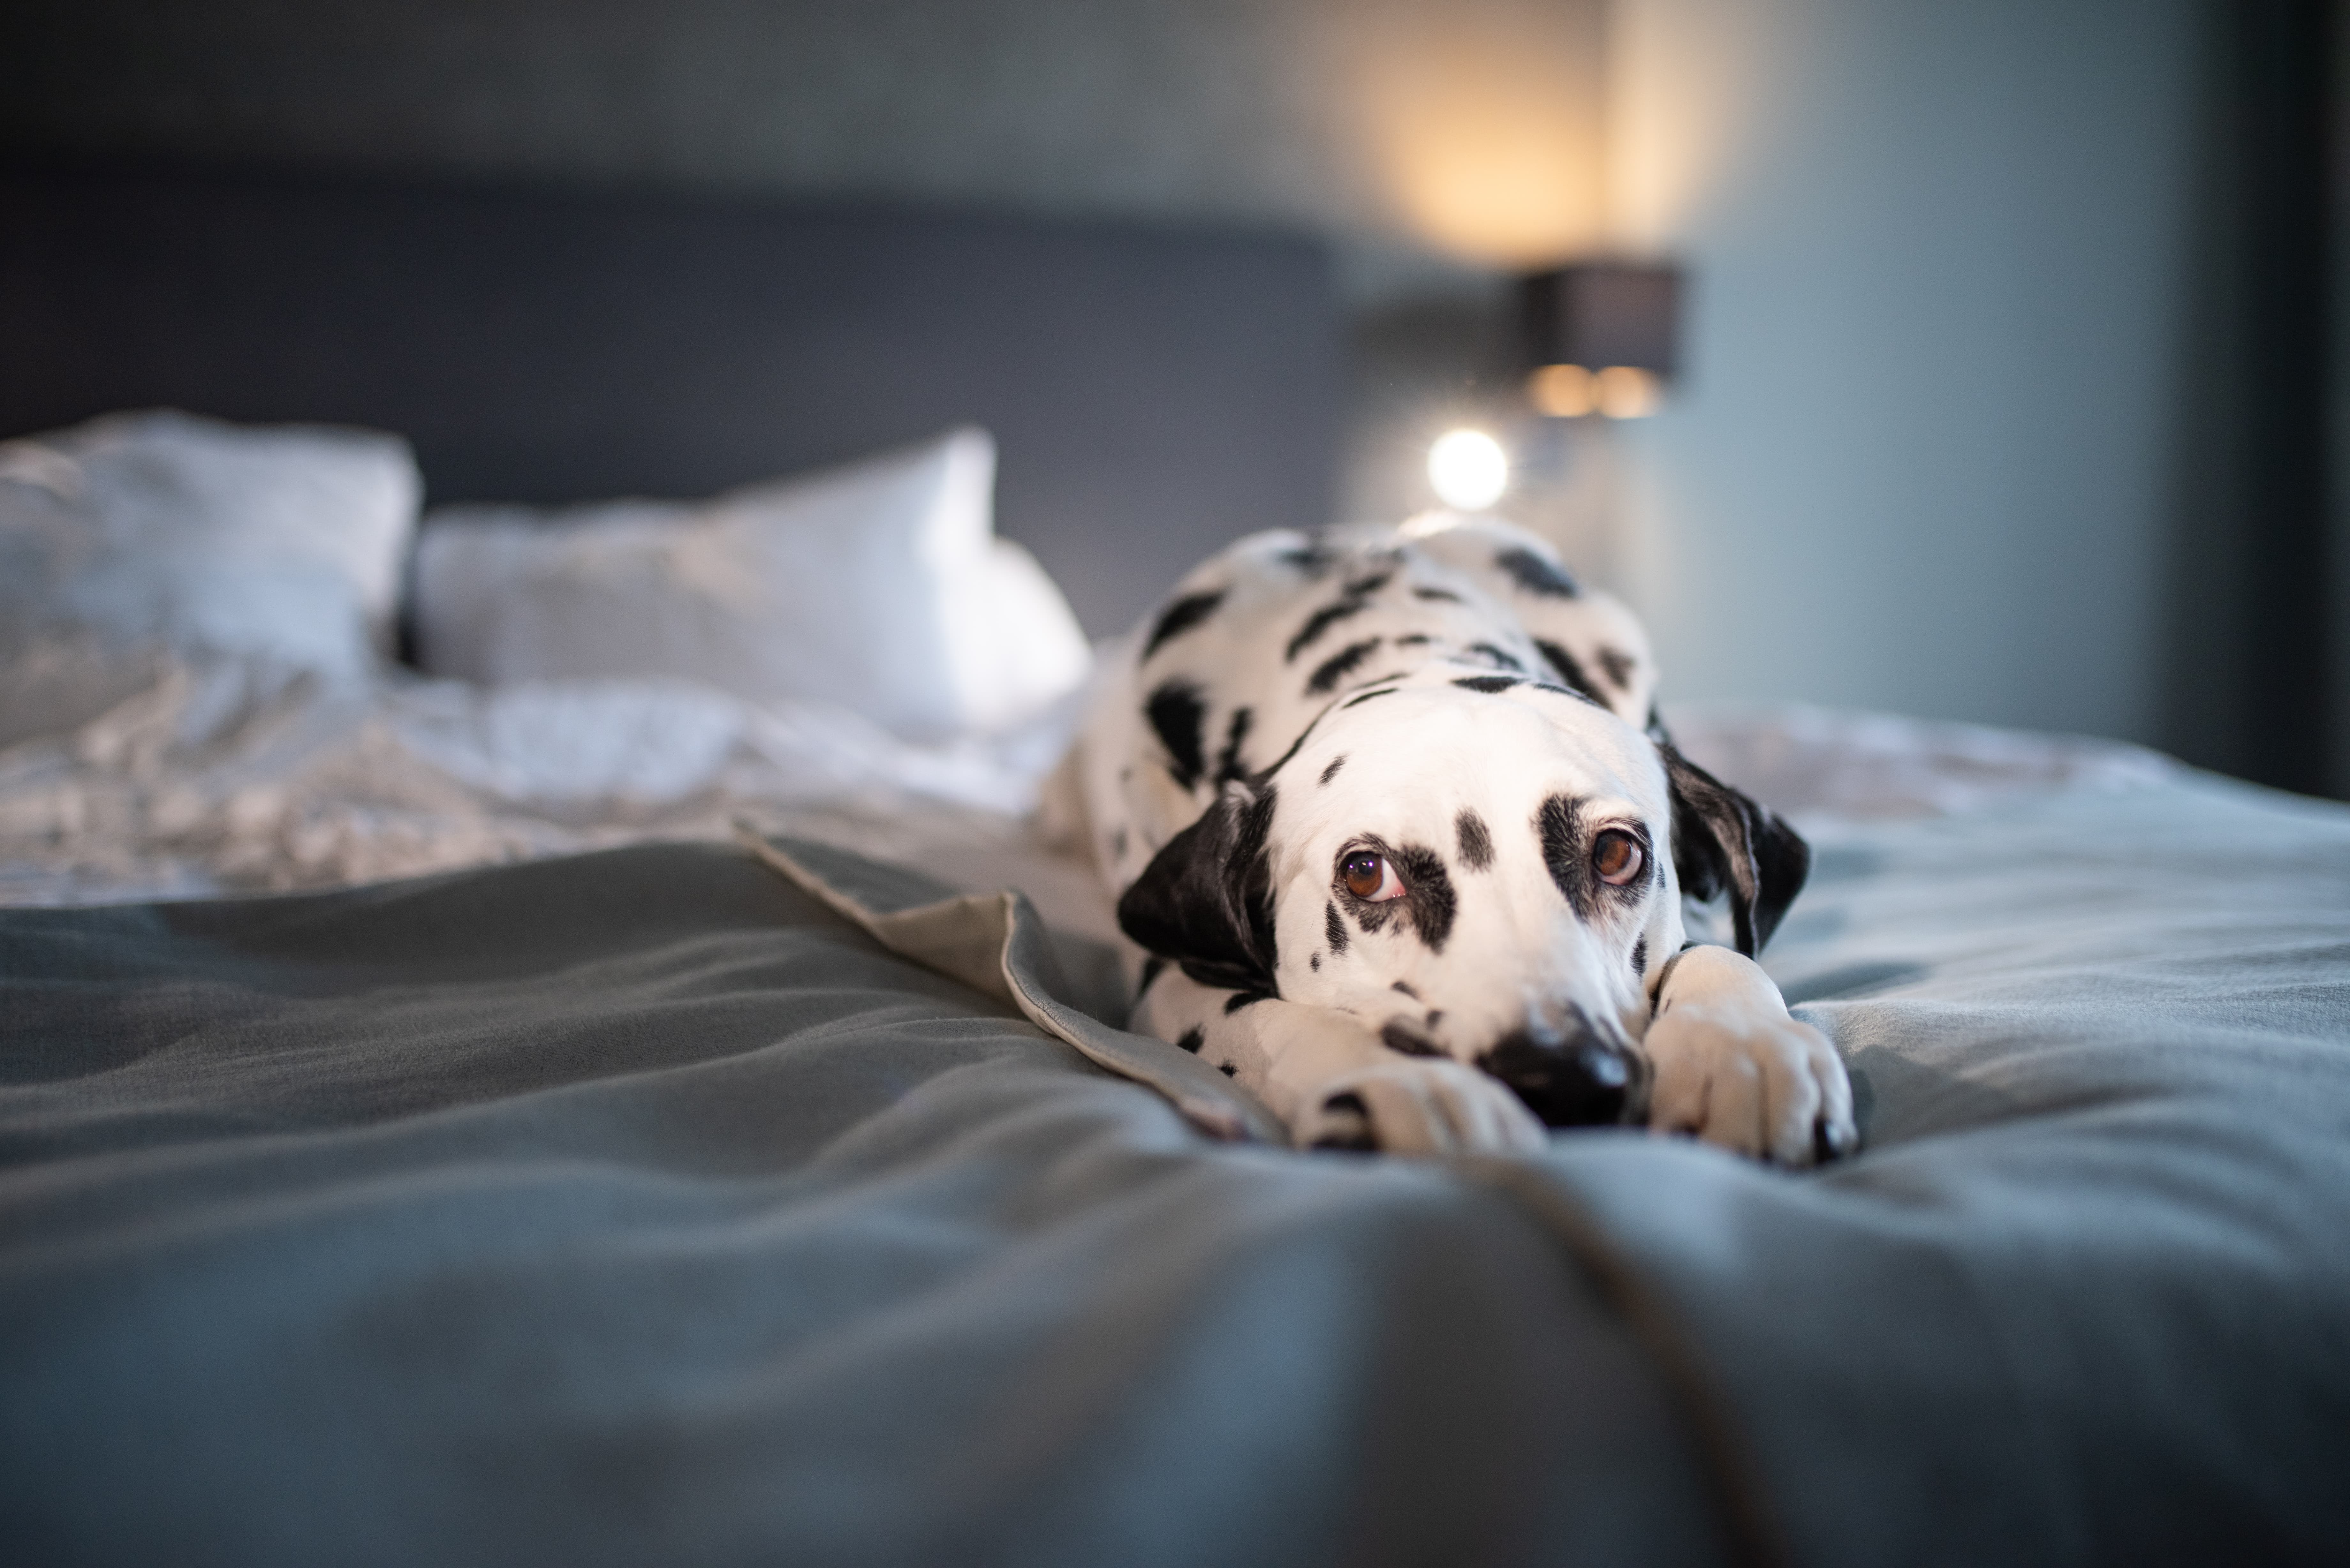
xmin=4 ymin=772 xmax=2347 ymax=1567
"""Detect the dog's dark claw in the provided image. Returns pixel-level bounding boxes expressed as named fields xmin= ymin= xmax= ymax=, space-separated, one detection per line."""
xmin=1310 ymin=1091 xmax=1377 ymax=1153
xmin=1311 ymin=1131 xmax=1379 ymax=1153
xmin=1814 ymin=1119 xmax=1858 ymax=1164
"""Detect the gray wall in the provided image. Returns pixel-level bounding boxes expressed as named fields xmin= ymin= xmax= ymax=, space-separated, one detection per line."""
xmin=1606 ymin=0 xmax=2204 ymax=745
xmin=0 ymin=0 xmax=1604 ymax=302
xmin=0 ymin=0 xmax=1605 ymax=606
xmin=10 ymin=0 xmax=2301 ymax=765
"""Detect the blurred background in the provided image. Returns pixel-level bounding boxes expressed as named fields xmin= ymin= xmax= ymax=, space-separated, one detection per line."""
xmin=3 ymin=0 xmax=2342 ymax=796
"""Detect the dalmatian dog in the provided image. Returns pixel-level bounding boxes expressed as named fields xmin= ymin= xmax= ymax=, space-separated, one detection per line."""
xmin=1055 ymin=515 xmax=1855 ymax=1162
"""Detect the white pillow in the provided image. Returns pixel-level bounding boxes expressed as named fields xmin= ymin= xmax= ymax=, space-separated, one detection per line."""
xmin=413 ymin=428 xmax=1090 ymax=740
xmin=0 ymin=410 xmax=421 ymax=682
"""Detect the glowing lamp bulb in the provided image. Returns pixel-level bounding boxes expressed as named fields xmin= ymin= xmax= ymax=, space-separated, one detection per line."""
xmin=1427 ymin=429 xmax=1508 ymax=511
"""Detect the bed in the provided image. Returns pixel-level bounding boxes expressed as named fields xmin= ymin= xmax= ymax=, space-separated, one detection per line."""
xmin=5 ymin=162 xmax=2349 ymax=1567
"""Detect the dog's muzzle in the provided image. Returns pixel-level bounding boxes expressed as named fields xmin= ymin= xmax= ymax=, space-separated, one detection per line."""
xmin=1478 ymin=1016 xmax=1649 ymax=1127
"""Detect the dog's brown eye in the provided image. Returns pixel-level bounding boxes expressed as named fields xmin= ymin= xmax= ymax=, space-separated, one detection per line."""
xmin=1593 ymin=830 xmax=1644 ymax=886
xmin=1340 ymin=850 xmax=1405 ymax=901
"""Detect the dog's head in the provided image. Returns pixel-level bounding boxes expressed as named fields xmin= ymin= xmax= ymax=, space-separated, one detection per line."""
xmin=1116 ymin=671 xmax=1808 ymax=1127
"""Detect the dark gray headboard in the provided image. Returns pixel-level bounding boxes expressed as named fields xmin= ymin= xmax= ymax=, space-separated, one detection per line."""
xmin=0 ymin=160 xmax=1340 ymax=635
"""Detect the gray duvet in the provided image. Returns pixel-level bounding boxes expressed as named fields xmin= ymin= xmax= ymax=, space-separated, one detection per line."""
xmin=4 ymin=771 xmax=2347 ymax=1566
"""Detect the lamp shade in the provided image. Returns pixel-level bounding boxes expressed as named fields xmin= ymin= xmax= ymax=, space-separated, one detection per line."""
xmin=1516 ymin=264 xmax=1682 ymax=378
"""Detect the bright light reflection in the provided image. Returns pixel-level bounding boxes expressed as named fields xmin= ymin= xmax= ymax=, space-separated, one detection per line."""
xmin=1427 ymin=429 xmax=1508 ymax=511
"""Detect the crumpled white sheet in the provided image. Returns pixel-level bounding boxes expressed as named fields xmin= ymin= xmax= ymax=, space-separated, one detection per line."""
xmin=0 ymin=639 xmax=2184 ymax=910
xmin=0 ymin=642 xmax=1080 ymax=906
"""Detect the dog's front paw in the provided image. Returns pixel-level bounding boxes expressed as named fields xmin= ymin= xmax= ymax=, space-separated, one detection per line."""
xmin=1644 ymin=1002 xmax=1856 ymax=1165
xmin=1296 ymin=1059 xmax=1549 ymax=1157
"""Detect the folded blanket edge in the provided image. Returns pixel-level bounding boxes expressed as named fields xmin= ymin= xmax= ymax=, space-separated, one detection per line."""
xmin=734 ymin=822 xmax=1285 ymax=1145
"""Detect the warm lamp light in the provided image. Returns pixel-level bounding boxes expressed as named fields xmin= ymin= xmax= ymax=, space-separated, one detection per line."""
xmin=1527 ymin=364 xmax=1597 ymax=418
xmin=1518 ymin=264 xmax=1681 ymax=419
xmin=1596 ymin=366 xmax=1663 ymax=418
xmin=1527 ymin=363 xmax=1665 ymax=419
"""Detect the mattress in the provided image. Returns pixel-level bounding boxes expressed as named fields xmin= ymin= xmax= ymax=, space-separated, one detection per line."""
xmin=4 ymin=707 xmax=2346 ymax=1565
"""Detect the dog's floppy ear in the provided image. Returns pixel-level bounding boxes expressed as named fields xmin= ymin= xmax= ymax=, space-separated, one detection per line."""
xmin=1658 ymin=741 xmax=1809 ymax=955
xmin=1117 ymin=782 xmax=1281 ymax=993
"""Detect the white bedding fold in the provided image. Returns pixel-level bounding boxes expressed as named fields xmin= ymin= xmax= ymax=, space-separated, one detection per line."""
xmin=0 ymin=645 xmax=1080 ymax=906
xmin=0 ymin=640 xmax=2188 ymax=911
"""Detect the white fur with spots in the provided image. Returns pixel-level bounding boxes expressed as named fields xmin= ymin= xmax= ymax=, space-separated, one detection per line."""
xmin=1052 ymin=517 xmax=1854 ymax=1162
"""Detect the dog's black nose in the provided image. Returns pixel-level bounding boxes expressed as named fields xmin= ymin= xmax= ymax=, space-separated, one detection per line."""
xmin=1479 ymin=1022 xmax=1646 ymax=1127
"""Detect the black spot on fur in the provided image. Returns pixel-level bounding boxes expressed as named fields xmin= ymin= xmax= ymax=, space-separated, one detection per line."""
xmin=1175 ymin=1026 xmax=1205 ymax=1054
xmin=1381 ymin=1019 xmax=1446 ymax=1058
xmin=1250 ymin=726 xmax=1312 ymax=785
xmin=1538 ymin=793 xmax=1594 ymax=920
xmin=1139 ymin=954 xmax=1167 ymax=998
xmin=1391 ymin=979 xmax=1420 ymax=999
xmin=1631 ymin=936 xmax=1648 ymax=975
xmin=1534 ymin=639 xmax=1607 ymax=705
xmin=1320 ymin=754 xmax=1347 ymax=785
xmin=1325 ymin=901 xmax=1350 ymax=954
xmin=1332 ymin=838 xmax=1455 ymax=949
xmin=1219 ymin=1061 xmax=1238 ymax=1076
xmin=1286 ymin=597 xmax=1372 ymax=662
xmin=1146 ymin=681 xmax=1209 ymax=790
xmin=1342 ymin=687 xmax=1399 ymax=709
xmin=1456 ymin=809 xmax=1494 ymax=870
xmin=1118 ymin=783 xmax=1282 ymax=994
xmin=1214 ymin=706 xmax=1254 ymax=783
xmin=1496 ymin=546 xmax=1580 ymax=599
xmin=1278 ymin=541 xmax=1337 ymax=577
xmin=1597 ymin=645 xmax=1637 ymax=688
xmin=1539 ymin=805 xmax=1649 ymax=923
xmin=1308 ymin=638 xmax=1382 ymax=695
xmin=1412 ymin=586 xmax=1464 ymax=604
xmin=1453 ymin=675 xmax=1520 ymax=694
xmin=1310 ymin=951 xmax=1321 ymax=971
xmin=1225 ymin=990 xmax=1273 ymax=1013
xmin=1286 ymin=569 xmax=1395 ymax=662
xmin=1469 ymin=642 xmax=1526 ymax=672
xmin=1110 ymin=826 xmax=1128 ymax=860
xmin=1143 ymin=590 xmax=1224 ymax=660
xmin=1396 ymin=633 xmax=1432 ymax=647
xmin=1392 ymin=844 xmax=1458 ymax=951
